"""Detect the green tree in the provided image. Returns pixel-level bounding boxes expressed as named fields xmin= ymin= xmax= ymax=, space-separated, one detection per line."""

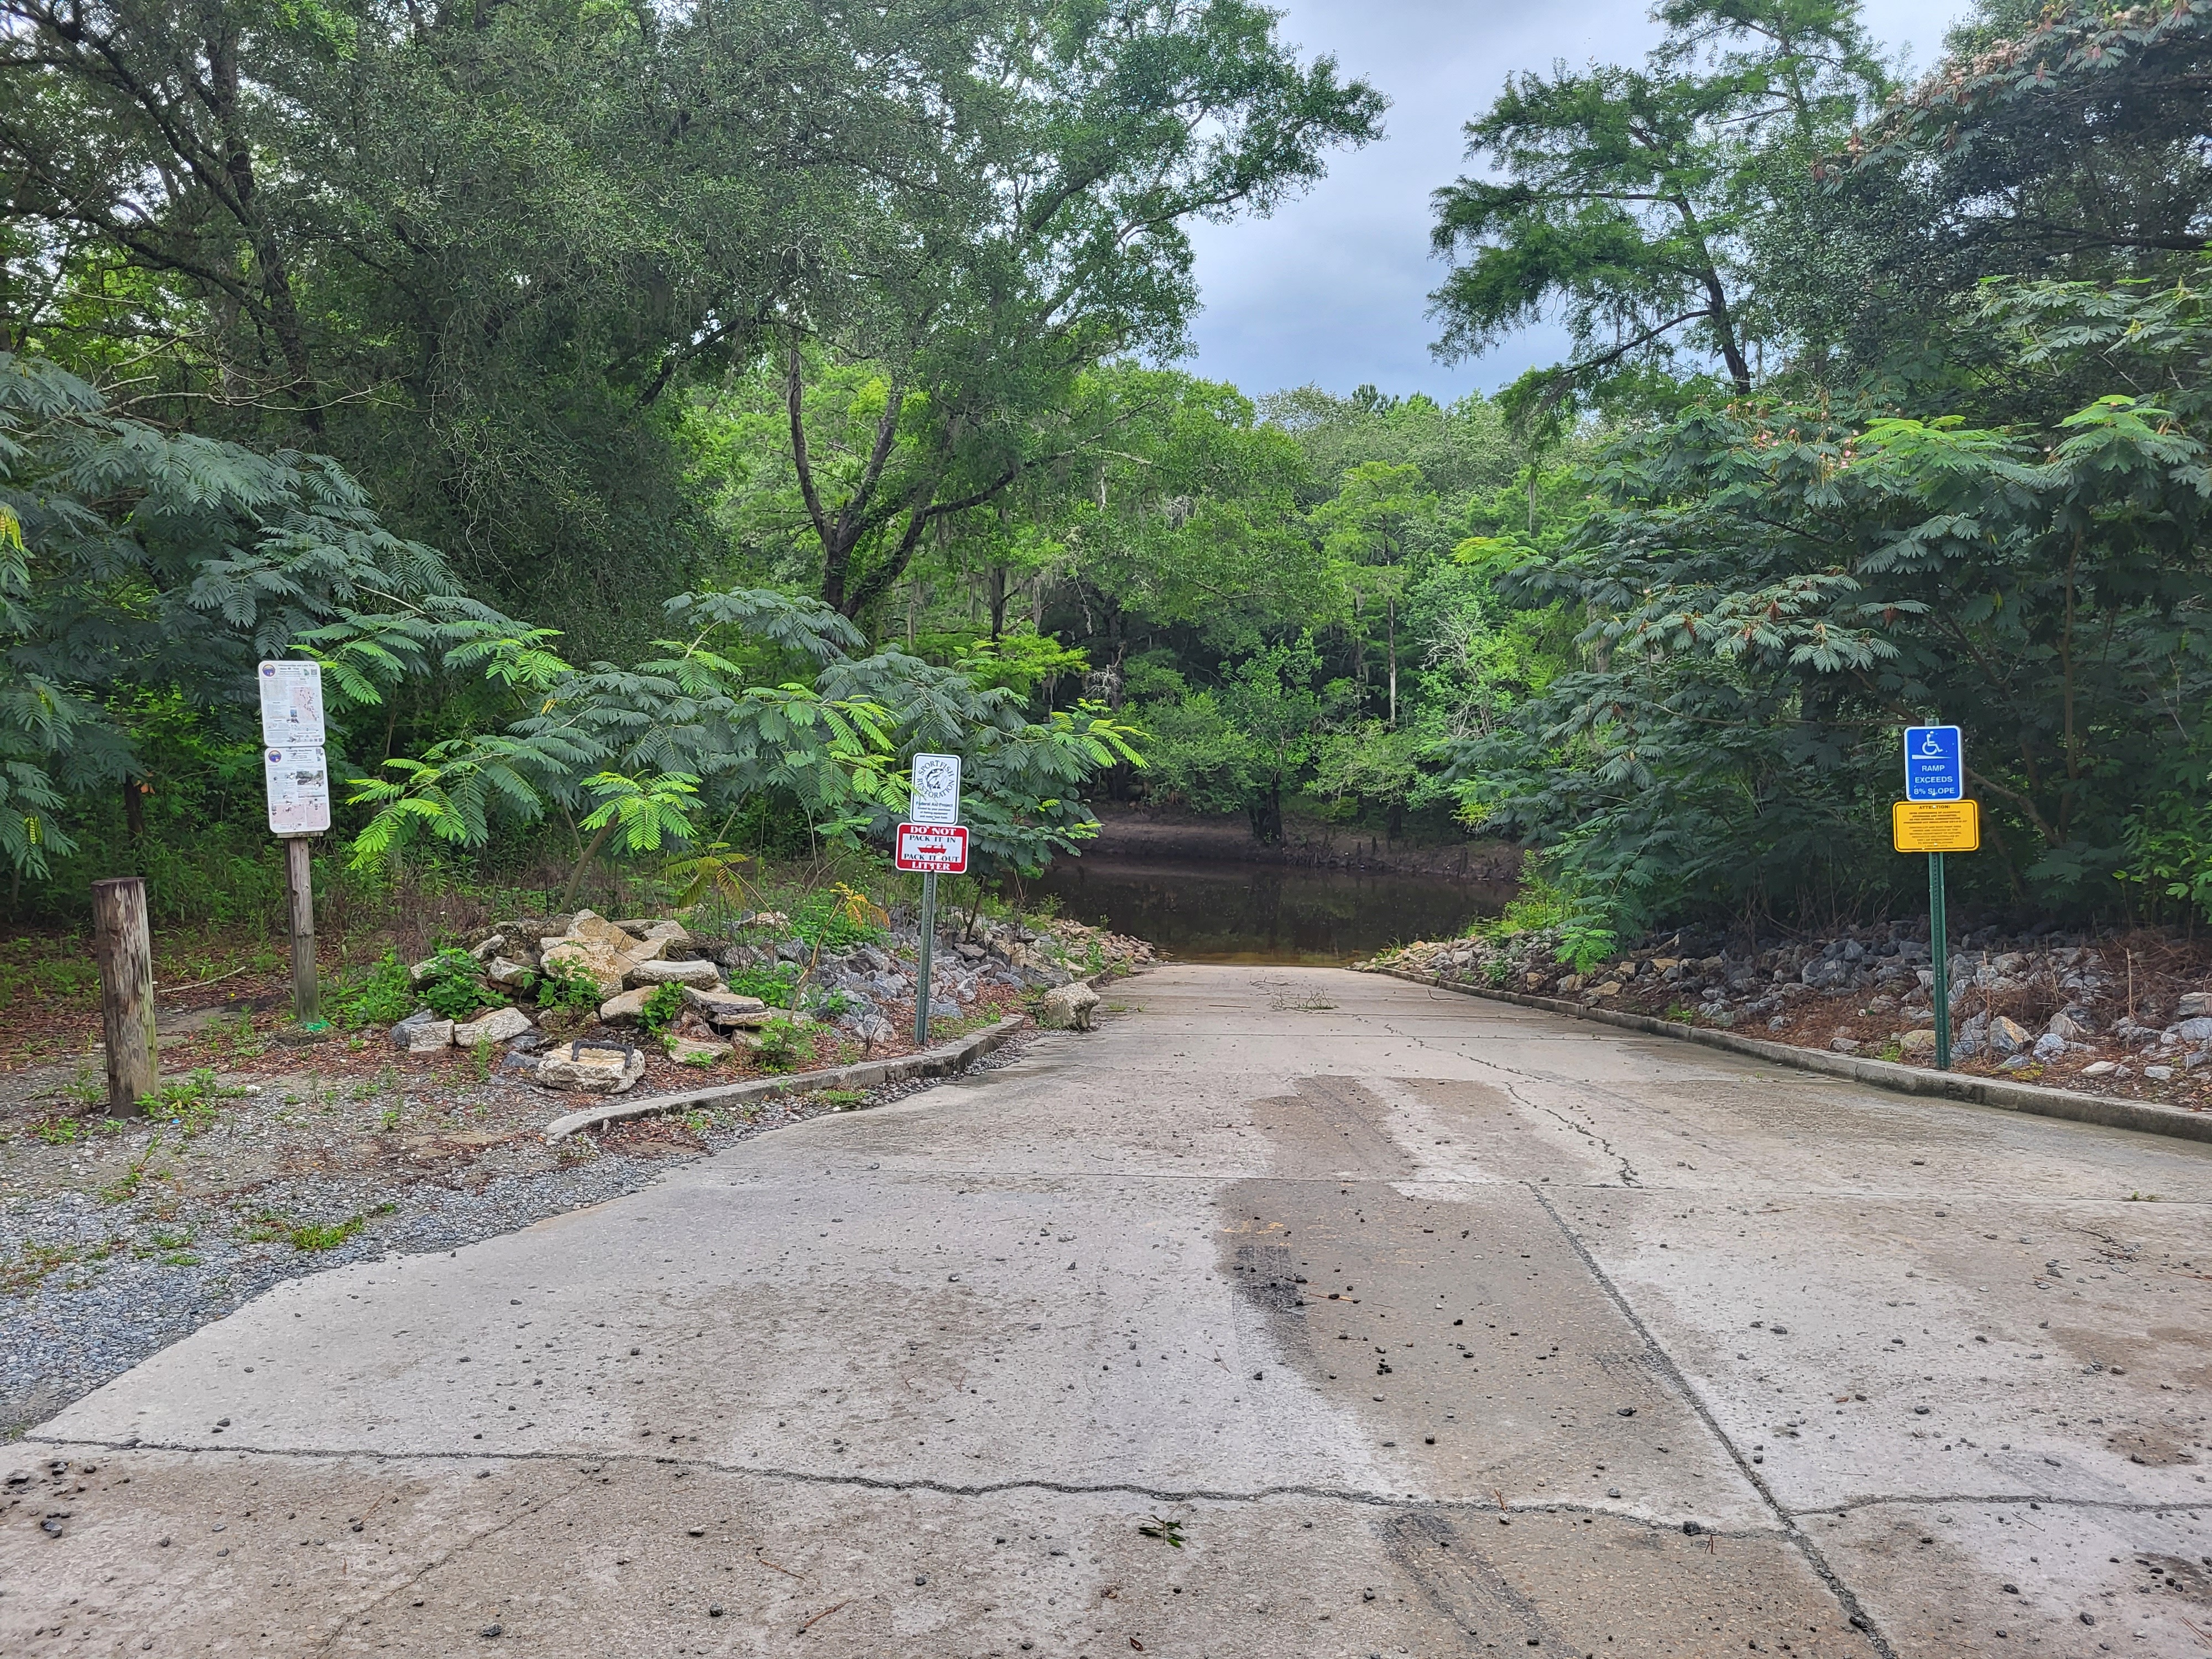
xmin=763 ymin=2 xmax=1382 ymax=620
xmin=1219 ymin=635 xmax=1328 ymax=844
xmin=1428 ymin=1 xmax=1886 ymax=407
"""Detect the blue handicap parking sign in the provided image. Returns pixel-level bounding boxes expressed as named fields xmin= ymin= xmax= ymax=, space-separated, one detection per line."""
xmin=1902 ymin=725 xmax=1964 ymax=802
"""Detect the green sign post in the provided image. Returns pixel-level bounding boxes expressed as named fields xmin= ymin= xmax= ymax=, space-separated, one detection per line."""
xmin=1895 ymin=726 xmax=1977 ymax=1071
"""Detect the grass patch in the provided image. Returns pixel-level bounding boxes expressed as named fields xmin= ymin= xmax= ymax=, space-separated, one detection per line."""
xmin=145 ymin=1068 xmax=242 ymax=1139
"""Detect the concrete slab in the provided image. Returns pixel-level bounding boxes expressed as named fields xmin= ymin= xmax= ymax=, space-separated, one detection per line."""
xmin=8 ymin=964 xmax=2211 ymax=1657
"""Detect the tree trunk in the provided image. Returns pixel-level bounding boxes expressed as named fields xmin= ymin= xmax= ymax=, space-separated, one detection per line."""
xmin=560 ymin=816 xmax=620 ymax=914
xmin=1386 ymin=596 xmax=1397 ymax=728
xmin=989 ymin=564 xmax=1008 ymax=641
xmin=1249 ymin=782 xmax=1284 ymax=846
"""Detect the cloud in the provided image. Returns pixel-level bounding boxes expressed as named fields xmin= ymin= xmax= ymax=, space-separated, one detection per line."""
xmin=1183 ymin=0 xmax=1980 ymax=401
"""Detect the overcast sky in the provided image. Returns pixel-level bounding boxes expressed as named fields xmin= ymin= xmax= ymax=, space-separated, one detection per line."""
xmin=1183 ymin=0 xmax=1984 ymax=403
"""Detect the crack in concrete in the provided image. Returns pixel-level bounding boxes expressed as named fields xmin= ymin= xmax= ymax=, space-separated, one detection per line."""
xmin=305 ymin=1479 xmax=583 ymax=1657
xmin=1799 ymin=1492 xmax=2212 ymax=1517
xmin=20 ymin=1431 xmax=1808 ymax=1538
xmin=1526 ymin=1182 xmax=1900 ymax=1659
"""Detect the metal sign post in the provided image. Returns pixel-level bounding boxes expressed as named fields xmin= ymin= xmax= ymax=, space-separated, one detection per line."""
xmin=898 ymin=755 xmax=964 ymax=1046
xmin=260 ymin=662 xmax=331 ymax=1027
xmin=1896 ymin=727 xmax=1974 ymax=1070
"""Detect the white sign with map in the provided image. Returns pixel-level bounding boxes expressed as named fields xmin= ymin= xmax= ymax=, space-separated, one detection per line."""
xmin=264 ymin=746 xmax=331 ymax=835
xmin=258 ymin=660 xmax=326 ymax=747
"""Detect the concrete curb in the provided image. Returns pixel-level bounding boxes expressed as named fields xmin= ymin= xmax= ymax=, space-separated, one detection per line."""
xmin=540 ymin=1014 xmax=1031 ymax=1143
xmin=1371 ymin=966 xmax=2212 ymax=1147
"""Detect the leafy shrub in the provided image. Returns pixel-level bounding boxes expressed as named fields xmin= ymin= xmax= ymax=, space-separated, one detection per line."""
xmin=415 ymin=948 xmax=503 ymax=1021
xmin=724 ymin=963 xmax=800 ymax=1007
xmin=790 ymin=884 xmax=888 ymax=954
xmin=531 ymin=956 xmax=605 ymax=1014
xmin=751 ymin=1016 xmax=811 ymax=1072
xmin=331 ymin=951 xmax=416 ymax=1028
xmin=640 ymin=982 xmax=686 ymax=1035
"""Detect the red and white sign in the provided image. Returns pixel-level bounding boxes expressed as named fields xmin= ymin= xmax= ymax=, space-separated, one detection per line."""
xmin=895 ymin=822 xmax=969 ymax=874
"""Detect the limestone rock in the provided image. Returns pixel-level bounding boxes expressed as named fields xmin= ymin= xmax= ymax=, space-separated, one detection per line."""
xmin=1897 ymin=1029 xmax=1938 ymax=1060
xmin=665 ymin=1035 xmax=731 ymax=1065
xmin=628 ymin=958 xmax=722 ymax=989
xmin=597 ymin=987 xmax=655 ymax=1026
xmin=2081 ymin=1059 xmax=2119 ymax=1078
xmin=566 ymin=909 xmax=632 ymax=946
xmin=1038 ymin=982 xmax=1100 ymax=1032
xmin=2045 ymin=1011 xmax=2087 ymax=1041
xmin=391 ymin=1010 xmax=454 ymax=1054
xmin=1987 ymin=1015 xmax=2031 ymax=1056
xmin=485 ymin=955 xmax=535 ymax=989
xmin=540 ymin=935 xmax=629 ymax=994
xmin=2180 ymin=992 xmax=2210 ymax=1019
xmin=453 ymin=1006 xmax=535 ymax=1047
xmin=468 ymin=934 xmax=507 ymax=963
xmin=681 ymin=986 xmax=770 ymax=1026
xmin=534 ymin=1042 xmax=645 ymax=1094
xmin=2172 ymin=1016 xmax=2212 ymax=1044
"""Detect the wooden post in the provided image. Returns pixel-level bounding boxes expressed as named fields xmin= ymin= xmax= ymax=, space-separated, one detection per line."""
xmin=284 ymin=836 xmax=321 ymax=1025
xmin=92 ymin=876 xmax=157 ymax=1115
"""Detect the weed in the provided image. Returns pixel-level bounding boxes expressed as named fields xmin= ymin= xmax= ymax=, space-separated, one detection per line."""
xmin=331 ymin=950 xmax=417 ymax=1028
xmin=791 ymin=884 xmax=889 ymax=954
xmin=225 ymin=1010 xmax=267 ymax=1060
xmin=680 ymin=1109 xmax=714 ymax=1134
xmin=60 ymin=1062 xmax=102 ymax=1111
xmin=29 ymin=1114 xmax=81 ymax=1145
xmin=374 ymin=1062 xmax=398 ymax=1094
xmin=530 ymin=956 xmax=604 ymax=1014
xmin=1137 ymin=1515 xmax=1186 ymax=1548
xmin=287 ymin=1215 xmax=366 ymax=1251
xmin=98 ymin=1145 xmax=162 ymax=1205
xmin=2 ymin=1240 xmax=81 ymax=1295
xmin=149 ymin=1228 xmax=194 ymax=1251
xmin=817 ymin=1089 xmax=865 ymax=1112
xmin=1879 ymin=1039 xmax=1905 ymax=1063
xmin=640 ymin=982 xmax=687 ymax=1035
xmin=378 ymin=1104 xmax=402 ymax=1132
xmin=1484 ymin=955 xmax=1511 ymax=986
xmin=145 ymin=1069 xmax=239 ymax=1138
xmin=469 ymin=1040 xmax=495 ymax=1082
xmin=2126 ymin=1191 xmax=2162 ymax=1202
xmin=418 ymin=949 xmax=503 ymax=1021
xmin=241 ymin=1212 xmax=290 ymax=1244
xmin=1663 ymin=1003 xmax=1698 ymax=1025
xmin=724 ymin=963 xmax=800 ymax=1007
xmin=751 ymin=1016 xmax=810 ymax=1072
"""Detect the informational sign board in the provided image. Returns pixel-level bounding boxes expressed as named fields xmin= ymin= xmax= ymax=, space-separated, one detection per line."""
xmin=1902 ymin=724 xmax=1964 ymax=802
xmin=264 ymin=745 xmax=332 ymax=834
xmin=909 ymin=753 xmax=961 ymax=825
xmin=1892 ymin=799 xmax=1979 ymax=854
xmin=259 ymin=660 xmax=326 ymax=748
xmin=894 ymin=822 xmax=969 ymax=874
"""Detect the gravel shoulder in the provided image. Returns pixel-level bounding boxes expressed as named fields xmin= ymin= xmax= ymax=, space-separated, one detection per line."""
xmin=0 ymin=1018 xmax=1050 ymax=1438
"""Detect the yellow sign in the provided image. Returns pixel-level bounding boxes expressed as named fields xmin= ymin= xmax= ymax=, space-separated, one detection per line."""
xmin=1892 ymin=799 xmax=1979 ymax=853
